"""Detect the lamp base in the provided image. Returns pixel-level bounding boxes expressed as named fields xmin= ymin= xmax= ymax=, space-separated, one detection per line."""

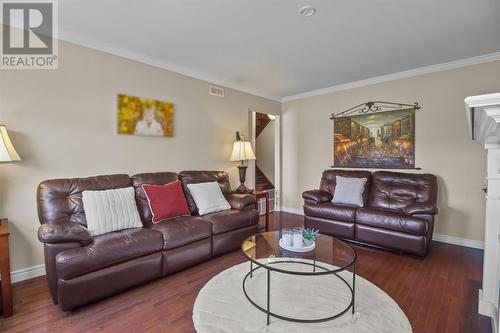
xmin=235 ymin=164 xmax=253 ymax=194
xmin=235 ymin=184 xmax=253 ymax=194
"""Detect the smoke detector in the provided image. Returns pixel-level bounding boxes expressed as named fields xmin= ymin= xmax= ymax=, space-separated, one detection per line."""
xmin=299 ymin=6 xmax=316 ymax=17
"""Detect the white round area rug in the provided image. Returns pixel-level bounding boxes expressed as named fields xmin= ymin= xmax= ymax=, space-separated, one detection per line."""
xmin=193 ymin=260 xmax=412 ymax=333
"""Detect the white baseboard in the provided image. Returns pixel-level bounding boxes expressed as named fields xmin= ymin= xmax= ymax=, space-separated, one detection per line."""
xmin=280 ymin=206 xmax=304 ymax=216
xmin=11 ymin=264 xmax=46 ymax=283
xmin=433 ymin=233 xmax=484 ymax=249
xmin=280 ymin=206 xmax=485 ymax=250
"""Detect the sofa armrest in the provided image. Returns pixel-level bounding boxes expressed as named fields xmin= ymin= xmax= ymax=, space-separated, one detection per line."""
xmin=38 ymin=222 xmax=93 ymax=245
xmin=227 ymin=193 xmax=256 ymax=210
xmin=403 ymin=203 xmax=438 ymax=216
xmin=302 ymin=190 xmax=333 ymax=204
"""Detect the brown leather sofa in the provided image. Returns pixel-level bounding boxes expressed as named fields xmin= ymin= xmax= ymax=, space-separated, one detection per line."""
xmin=37 ymin=171 xmax=259 ymax=311
xmin=303 ymin=170 xmax=438 ymax=256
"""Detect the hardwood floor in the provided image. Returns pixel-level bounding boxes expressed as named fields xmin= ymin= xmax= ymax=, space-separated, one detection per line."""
xmin=0 ymin=212 xmax=491 ymax=332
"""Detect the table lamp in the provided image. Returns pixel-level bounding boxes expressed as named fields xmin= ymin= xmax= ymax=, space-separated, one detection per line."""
xmin=0 ymin=125 xmax=21 ymax=162
xmin=0 ymin=125 xmax=20 ymax=230
xmin=230 ymin=131 xmax=256 ymax=193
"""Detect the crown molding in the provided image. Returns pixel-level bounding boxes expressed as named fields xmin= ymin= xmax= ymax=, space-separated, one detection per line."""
xmin=30 ymin=26 xmax=500 ymax=104
xmin=57 ymin=31 xmax=282 ymax=102
xmin=282 ymin=52 xmax=500 ymax=102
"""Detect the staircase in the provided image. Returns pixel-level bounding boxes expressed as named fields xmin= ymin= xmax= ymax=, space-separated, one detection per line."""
xmin=255 ymin=165 xmax=274 ymax=191
xmin=255 ymin=112 xmax=275 ymax=192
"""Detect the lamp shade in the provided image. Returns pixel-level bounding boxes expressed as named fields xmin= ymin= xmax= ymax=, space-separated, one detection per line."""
xmin=0 ymin=125 xmax=21 ymax=162
xmin=230 ymin=140 xmax=256 ymax=162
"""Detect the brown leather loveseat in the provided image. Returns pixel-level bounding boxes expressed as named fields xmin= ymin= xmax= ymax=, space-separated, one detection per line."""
xmin=303 ymin=170 xmax=438 ymax=256
xmin=37 ymin=171 xmax=258 ymax=311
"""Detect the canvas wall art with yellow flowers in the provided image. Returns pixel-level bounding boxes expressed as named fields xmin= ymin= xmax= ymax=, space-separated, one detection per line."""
xmin=117 ymin=94 xmax=174 ymax=137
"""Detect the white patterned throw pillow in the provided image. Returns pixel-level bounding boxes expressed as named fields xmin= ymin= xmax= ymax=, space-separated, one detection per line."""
xmin=332 ymin=176 xmax=367 ymax=207
xmin=187 ymin=181 xmax=231 ymax=215
xmin=82 ymin=187 xmax=143 ymax=236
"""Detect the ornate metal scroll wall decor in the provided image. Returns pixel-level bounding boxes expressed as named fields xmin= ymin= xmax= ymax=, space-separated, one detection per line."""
xmin=331 ymin=101 xmax=420 ymax=119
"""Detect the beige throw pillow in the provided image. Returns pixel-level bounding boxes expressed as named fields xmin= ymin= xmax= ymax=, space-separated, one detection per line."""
xmin=82 ymin=187 xmax=143 ymax=236
xmin=187 ymin=181 xmax=231 ymax=215
xmin=332 ymin=176 xmax=367 ymax=207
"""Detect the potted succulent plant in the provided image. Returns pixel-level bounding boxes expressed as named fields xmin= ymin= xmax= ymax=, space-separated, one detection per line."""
xmin=300 ymin=226 xmax=319 ymax=247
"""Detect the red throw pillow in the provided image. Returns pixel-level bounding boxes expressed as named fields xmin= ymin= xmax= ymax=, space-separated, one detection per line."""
xmin=142 ymin=180 xmax=190 ymax=223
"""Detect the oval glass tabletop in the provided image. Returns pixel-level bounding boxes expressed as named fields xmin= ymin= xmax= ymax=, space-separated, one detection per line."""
xmin=241 ymin=231 xmax=356 ymax=275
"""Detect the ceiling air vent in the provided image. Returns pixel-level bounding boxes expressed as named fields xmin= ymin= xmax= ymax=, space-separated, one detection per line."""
xmin=209 ymin=85 xmax=224 ymax=97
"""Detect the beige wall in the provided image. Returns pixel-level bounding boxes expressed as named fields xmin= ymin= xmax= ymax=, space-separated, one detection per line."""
xmin=281 ymin=60 xmax=500 ymax=242
xmin=0 ymin=41 xmax=280 ymax=272
xmin=256 ymin=118 xmax=275 ymax=184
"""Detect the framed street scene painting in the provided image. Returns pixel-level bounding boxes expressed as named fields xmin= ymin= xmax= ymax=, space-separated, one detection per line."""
xmin=333 ymin=108 xmax=415 ymax=169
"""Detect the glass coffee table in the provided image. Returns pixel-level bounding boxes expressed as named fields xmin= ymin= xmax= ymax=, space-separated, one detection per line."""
xmin=241 ymin=231 xmax=356 ymax=325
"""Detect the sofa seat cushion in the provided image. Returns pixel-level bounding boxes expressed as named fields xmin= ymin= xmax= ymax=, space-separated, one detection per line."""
xmin=356 ymin=208 xmax=428 ymax=236
xmin=202 ymin=209 xmax=259 ymax=235
xmin=303 ymin=202 xmax=357 ymax=222
xmin=56 ymin=228 xmax=163 ymax=280
xmin=147 ymin=216 xmax=212 ymax=250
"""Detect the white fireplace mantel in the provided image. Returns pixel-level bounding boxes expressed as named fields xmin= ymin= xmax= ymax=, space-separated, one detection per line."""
xmin=465 ymin=93 xmax=500 ymax=144
xmin=465 ymin=92 xmax=500 ymax=333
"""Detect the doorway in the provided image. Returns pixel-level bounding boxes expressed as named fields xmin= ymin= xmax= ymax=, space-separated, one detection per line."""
xmin=249 ymin=111 xmax=280 ymax=213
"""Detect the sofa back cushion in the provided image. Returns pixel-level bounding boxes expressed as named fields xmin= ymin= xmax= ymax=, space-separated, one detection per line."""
xmin=131 ymin=172 xmax=179 ymax=223
xmin=369 ymin=171 xmax=437 ymax=212
xmin=37 ymin=174 xmax=132 ymax=227
xmin=179 ymin=171 xmax=232 ymax=214
xmin=320 ymin=170 xmax=372 ymax=206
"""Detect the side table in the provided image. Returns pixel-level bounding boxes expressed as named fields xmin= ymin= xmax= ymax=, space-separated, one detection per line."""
xmin=253 ymin=191 xmax=269 ymax=231
xmin=0 ymin=218 xmax=12 ymax=317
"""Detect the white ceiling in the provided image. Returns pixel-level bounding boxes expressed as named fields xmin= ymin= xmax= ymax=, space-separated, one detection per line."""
xmin=59 ymin=0 xmax=500 ymax=101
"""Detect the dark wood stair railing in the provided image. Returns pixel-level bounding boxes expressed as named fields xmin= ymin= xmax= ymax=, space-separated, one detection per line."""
xmin=255 ymin=112 xmax=272 ymax=139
